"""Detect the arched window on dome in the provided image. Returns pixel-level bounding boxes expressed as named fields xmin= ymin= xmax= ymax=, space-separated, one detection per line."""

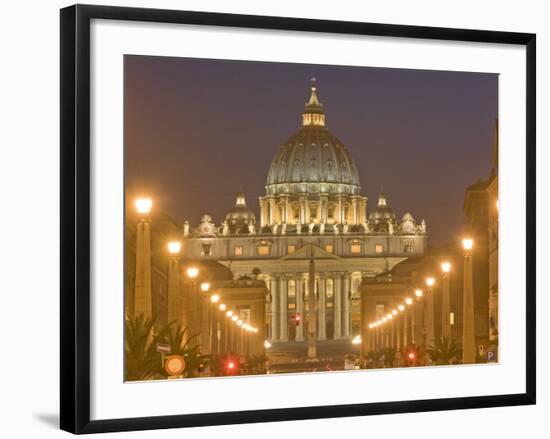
xmin=326 ymin=160 xmax=335 ymax=181
xmin=310 ymin=158 xmax=317 ymax=180
xmin=292 ymin=159 xmax=302 ymax=181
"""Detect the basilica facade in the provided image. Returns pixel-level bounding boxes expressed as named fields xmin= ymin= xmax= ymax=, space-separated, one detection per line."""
xmin=181 ymin=81 xmax=428 ymax=343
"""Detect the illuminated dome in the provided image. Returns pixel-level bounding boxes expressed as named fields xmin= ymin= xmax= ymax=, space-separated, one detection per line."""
xmin=265 ymin=80 xmax=361 ymax=196
xmin=369 ymin=193 xmax=396 ymax=232
xmin=225 ymin=192 xmax=256 ymax=233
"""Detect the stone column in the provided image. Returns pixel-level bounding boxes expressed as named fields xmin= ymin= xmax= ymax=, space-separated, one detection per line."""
xmin=337 ymin=196 xmax=343 ymax=224
xmin=342 ymin=274 xmax=351 ymax=337
xmin=396 ymin=315 xmax=401 ymax=350
xmin=403 ymin=309 xmax=409 ymax=347
xmin=333 ymin=274 xmax=342 ymax=339
xmin=414 ymin=299 xmax=423 ymax=347
xmin=359 ymin=198 xmax=367 ymax=224
xmin=284 ymin=197 xmax=291 ymax=224
xmin=305 ymin=199 xmax=311 ymax=222
xmin=270 ymin=276 xmax=279 ymax=341
xmin=167 ymin=254 xmax=181 ymax=325
xmin=319 ymin=195 xmax=328 ymax=223
xmin=318 ymin=276 xmax=327 ymax=340
xmin=259 ymin=197 xmax=269 ymax=227
xmin=351 ymin=197 xmax=358 ymax=225
xmin=299 ymin=196 xmax=306 ymax=224
xmin=441 ymin=270 xmax=451 ymax=339
xmin=269 ymin=197 xmax=277 ymax=225
xmin=134 ymin=219 xmax=152 ymax=319
xmin=463 ymin=248 xmax=476 ymax=364
xmin=279 ymin=276 xmax=288 ymax=341
xmin=200 ymin=294 xmax=210 ymax=355
xmin=425 ymin=287 xmax=435 ymax=346
xmin=296 ymin=275 xmax=305 ymax=341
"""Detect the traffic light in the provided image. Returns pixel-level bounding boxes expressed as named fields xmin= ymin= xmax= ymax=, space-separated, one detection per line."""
xmin=294 ymin=313 xmax=301 ymax=326
xmin=225 ymin=358 xmax=238 ymax=375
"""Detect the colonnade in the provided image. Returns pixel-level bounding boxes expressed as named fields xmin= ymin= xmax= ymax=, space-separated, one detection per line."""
xmin=269 ymin=272 xmax=354 ymax=342
xmin=259 ymin=195 xmax=367 ymax=227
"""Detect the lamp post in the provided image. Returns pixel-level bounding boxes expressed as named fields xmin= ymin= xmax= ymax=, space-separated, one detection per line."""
xmin=200 ymin=282 xmax=211 ymax=355
xmin=405 ymin=296 xmax=413 ymax=347
xmin=425 ymin=277 xmax=435 ymax=346
xmin=134 ymin=198 xmax=153 ymax=319
xmin=462 ymin=238 xmax=476 ymax=364
xmin=414 ymin=289 xmax=424 ymax=347
xmin=167 ymin=241 xmax=182 ymax=325
xmin=218 ymin=303 xmax=227 ymax=354
xmin=208 ymin=293 xmax=220 ymax=375
xmin=441 ymin=262 xmax=452 ymax=339
xmin=186 ymin=266 xmax=199 ymax=348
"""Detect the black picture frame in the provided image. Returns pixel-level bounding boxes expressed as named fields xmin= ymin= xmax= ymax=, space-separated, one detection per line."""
xmin=60 ymin=4 xmax=536 ymax=434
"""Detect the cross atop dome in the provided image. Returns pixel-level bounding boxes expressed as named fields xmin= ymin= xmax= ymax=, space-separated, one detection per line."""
xmin=302 ymin=78 xmax=325 ymax=127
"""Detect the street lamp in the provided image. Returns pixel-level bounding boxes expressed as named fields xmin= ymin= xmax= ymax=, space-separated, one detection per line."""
xmin=200 ymin=282 xmax=211 ymax=292
xmin=167 ymin=241 xmax=181 ymax=254
xmin=398 ymin=304 xmax=405 ymax=312
xmin=441 ymin=262 xmax=452 ymax=339
xmin=219 ymin=303 xmax=227 ymax=311
xmin=186 ymin=267 xmax=199 ymax=278
xmin=462 ymin=237 xmax=476 ymax=364
xmin=135 ymin=197 xmax=152 ymax=215
xmin=210 ymin=294 xmax=220 ymax=303
xmin=462 ymin=238 xmax=474 ymax=251
xmin=134 ymin=197 xmax=153 ymax=319
xmin=405 ymin=297 xmax=413 ymax=305
xmin=414 ymin=289 xmax=424 ymax=298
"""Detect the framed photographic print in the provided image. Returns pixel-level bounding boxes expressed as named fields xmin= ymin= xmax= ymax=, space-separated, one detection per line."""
xmin=60 ymin=4 xmax=536 ymax=434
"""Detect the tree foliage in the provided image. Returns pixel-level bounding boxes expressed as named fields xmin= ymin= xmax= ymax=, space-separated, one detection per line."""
xmin=426 ymin=336 xmax=462 ymax=365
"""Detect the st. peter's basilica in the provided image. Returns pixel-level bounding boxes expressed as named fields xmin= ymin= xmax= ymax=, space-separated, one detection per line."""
xmin=180 ymin=81 xmax=428 ymax=343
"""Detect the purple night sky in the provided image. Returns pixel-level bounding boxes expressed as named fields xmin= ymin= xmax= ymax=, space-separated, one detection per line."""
xmin=124 ymin=55 xmax=497 ymax=247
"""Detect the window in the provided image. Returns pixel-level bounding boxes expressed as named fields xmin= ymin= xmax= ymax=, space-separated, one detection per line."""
xmin=234 ymin=246 xmax=243 ymax=256
xmin=350 ymin=243 xmax=361 ymax=254
xmin=287 ymin=244 xmax=296 ymax=254
xmin=376 ymin=304 xmax=385 ymax=319
xmin=258 ymin=245 xmax=270 ymax=256
xmin=375 ymin=244 xmax=384 ymax=253
xmin=201 ymin=243 xmax=212 ymax=256
xmin=404 ymin=242 xmax=413 ymax=253
xmin=325 ymin=244 xmax=334 ymax=253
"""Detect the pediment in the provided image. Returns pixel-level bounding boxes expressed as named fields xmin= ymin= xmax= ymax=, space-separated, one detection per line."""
xmin=280 ymin=244 xmax=341 ymax=261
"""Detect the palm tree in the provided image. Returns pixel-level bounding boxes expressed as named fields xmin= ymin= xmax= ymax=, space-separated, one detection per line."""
xmin=426 ymin=336 xmax=462 ymax=365
xmin=366 ymin=350 xmax=381 ymax=368
xmin=380 ymin=347 xmax=397 ymax=368
xmin=163 ymin=323 xmax=206 ymax=377
xmin=124 ymin=314 xmax=171 ymax=381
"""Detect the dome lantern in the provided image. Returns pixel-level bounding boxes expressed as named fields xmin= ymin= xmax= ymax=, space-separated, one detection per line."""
xmin=302 ymin=77 xmax=326 ymax=127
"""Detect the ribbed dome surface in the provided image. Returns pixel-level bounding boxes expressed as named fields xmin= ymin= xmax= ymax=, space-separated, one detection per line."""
xmin=266 ymin=127 xmax=361 ymax=193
